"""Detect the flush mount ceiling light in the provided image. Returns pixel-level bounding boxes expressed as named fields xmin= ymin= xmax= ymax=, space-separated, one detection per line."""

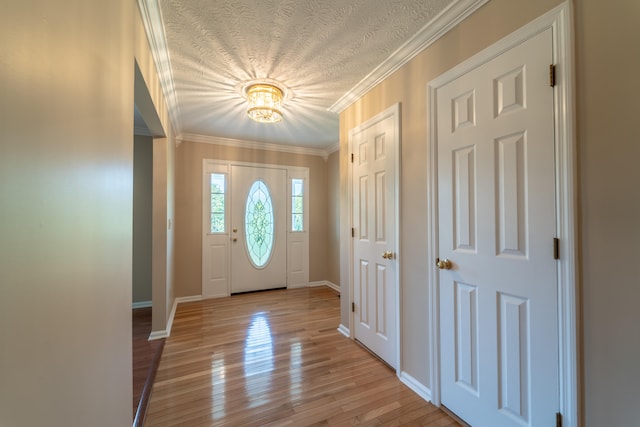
xmin=245 ymin=83 xmax=285 ymax=124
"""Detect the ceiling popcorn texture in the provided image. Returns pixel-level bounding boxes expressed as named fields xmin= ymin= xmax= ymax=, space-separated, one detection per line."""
xmin=158 ymin=0 xmax=456 ymax=148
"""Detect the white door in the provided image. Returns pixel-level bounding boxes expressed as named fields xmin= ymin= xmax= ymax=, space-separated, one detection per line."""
xmin=437 ymin=29 xmax=558 ymax=426
xmin=231 ymin=165 xmax=287 ymax=293
xmin=351 ymin=107 xmax=398 ymax=369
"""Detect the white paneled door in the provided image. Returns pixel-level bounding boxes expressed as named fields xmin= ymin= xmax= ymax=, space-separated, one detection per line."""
xmin=436 ymin=28 xmax=559 ymax=426
xmin=351 ymin=107 xmax=398 ymax=369
xmin=230 ymin=165 xmax=287 ymax=293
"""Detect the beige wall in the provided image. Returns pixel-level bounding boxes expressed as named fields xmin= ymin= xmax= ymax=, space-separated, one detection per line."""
xmin=0 ymin=1 xmax=135 ymax=425
xmin=175 ymin=140 xmax=329 ymax=297
xmin=341 ymin=0 xmax=640 ymax=424
xmin=326 ymin=150 xmax=341 ymax=287
xmin=0 ymin=1 xmax=176 ymax=424
xmin=576 ymin=1 xmax=640 ymax=425
xmin=133 ymin=135 xmax=153 ymax=303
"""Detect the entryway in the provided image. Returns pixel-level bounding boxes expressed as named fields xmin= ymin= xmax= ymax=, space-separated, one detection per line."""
xmin=202 ymin=160 xmax=309 ymax=298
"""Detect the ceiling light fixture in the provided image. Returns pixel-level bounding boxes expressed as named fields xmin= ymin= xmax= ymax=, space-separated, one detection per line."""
xmin=245 ymin=83 xmax=284 ymax=124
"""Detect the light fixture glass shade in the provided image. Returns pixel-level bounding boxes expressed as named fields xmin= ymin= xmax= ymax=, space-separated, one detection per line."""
xmin=246 ymin=84 xmax=284 ymax=123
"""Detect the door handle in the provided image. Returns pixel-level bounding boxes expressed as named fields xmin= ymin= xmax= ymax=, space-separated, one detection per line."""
xmin=436 ymin=258 xmax=452 ymax=270
xmin=232 ymin=237 xmax=237 ymax=242
xmin=382 ymin=251 xmax=394 ymax=259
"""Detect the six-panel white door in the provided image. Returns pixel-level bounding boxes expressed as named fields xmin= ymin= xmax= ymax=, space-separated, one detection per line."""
xmin=436 ymin=28 xmax=559 ymax=426
xmin=352 ymin=110 xmax=397 ymax=369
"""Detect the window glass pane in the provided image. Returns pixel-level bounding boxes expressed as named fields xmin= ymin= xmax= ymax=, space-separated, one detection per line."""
xmin=292 ymin=179 xmax=303 ymax=196
xmin=292 ymin=214 xmax=303 ymax=232
xmin=245 ymin=180 xmax=274 ymax=267
xmin=291 ymin=179 xmax=304 ymax=231
xmin=210 ymin=173 xmax=225 ymax=233
xmin=211 ymin=213 xmax=225 ymax=233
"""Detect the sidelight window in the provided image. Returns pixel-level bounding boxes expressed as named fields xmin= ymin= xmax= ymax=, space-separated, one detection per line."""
xmin=210 ymin=173 xmax=226 ymax=233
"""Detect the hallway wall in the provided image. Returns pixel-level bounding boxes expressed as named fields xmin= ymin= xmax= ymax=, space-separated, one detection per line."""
xmin=0 ymin=1 xmax=135 ymax=425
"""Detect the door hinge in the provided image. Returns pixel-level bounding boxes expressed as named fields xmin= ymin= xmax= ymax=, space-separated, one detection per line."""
xmin=549 ymin=64 xmax=556 ymax=87
xmin=351 ymin=153 xmax=354 ymax=163
xmin=352 ymin=302 xmax=355 ymax=313
xmin=553 ymin=237 xmax=560 ymax=260
xmin=556 ymin=412 xmax=562 ymax=427
xmin=351 ymin=227 xmax=355 ymax=237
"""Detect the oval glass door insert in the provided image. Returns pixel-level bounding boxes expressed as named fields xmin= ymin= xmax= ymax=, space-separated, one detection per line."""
xmin=245 ymin=180 xmax=274 ymax=267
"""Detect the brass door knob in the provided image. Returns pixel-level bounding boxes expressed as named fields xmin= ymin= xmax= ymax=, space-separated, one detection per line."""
xmin=436 ymin=258 xmax=452 ymax=270
xmin=232 ymin=237 xmax=237 ymax=242
xmin=382 ymin=251 xmax=394 ymax=259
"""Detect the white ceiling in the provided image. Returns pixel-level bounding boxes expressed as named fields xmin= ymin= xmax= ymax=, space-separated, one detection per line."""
xmin=140 ymin=0 xmax=486 ymax=151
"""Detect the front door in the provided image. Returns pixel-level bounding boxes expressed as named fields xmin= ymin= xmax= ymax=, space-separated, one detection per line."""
xmin=230 ymin=165 xmax=287 ymax=293
xmin=436 ymin=28 xmax=559 ymax=425
xmin=351 ymin=106 xmax=398 ymax=369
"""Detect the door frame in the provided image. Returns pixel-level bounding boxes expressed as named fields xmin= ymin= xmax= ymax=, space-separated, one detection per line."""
xmin=201 ymin=159 xmax=310 ymax=298
xmin=426 ymin=3 xmax=578 ymax=425
xmin=348 ymin=103 xmax=402 ymax=372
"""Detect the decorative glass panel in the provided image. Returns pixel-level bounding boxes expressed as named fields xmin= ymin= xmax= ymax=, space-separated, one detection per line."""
xmin=245 ymin=180 xmax=274 ymax=267
xmin=291 ymin=178 xmax=304 ymax=232
xmin=210 ymin=174 xmax=226 ymax=233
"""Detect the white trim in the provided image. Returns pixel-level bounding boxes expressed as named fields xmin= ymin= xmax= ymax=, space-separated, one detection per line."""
xmin=348 ymin=103 xmax=401 ymax=372
xmin=287 ymin=282 xmax=309 ymax=290
xmin=175 ymin=295 xmax=203 ymax=303
xmin=399 ymin=371 xmax=432 ymax=403
xmin=325 ymin=142 xmax=340 ymax=156
xmin=132 ymin=300 xmax=152 ymax=309
xmin=147 ymin=295 xmax=203 ymax=340
xmin=136 ymin=0 xmax=181 ymax=134
xmin=308 ymin=280 xmax=340 ymax=293
xmin=426 ymin=3 xmax=577 ymax=425
xmin=180 ymin=133 xmax=335 ymax=159
xmin=329 ymin=0 xmax=489 ymax=113
xmin=337 ymin=324 xmax=350 ymax=338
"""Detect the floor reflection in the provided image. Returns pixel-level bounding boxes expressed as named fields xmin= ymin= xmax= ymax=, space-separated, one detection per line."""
xmin=211 ymin=354 xmax=226 ymax=420
xmin=289 ymin=340 xmax=303 ymax=401
xmin=243 ymin=312 xmax=274 ymax=407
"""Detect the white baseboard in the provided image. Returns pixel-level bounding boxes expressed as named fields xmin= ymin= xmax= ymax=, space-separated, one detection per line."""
xmin=148 ymin=295 xmax=202 ymax=341
xmin=337 ymin=324 xmax=350 ymax=338
xmin=175 ymin=295 xmax=203 ymax=303
xmin=308 ymin=280 xmax=340 ymax=293
xmin=399 ymin=371 xmax=432 ymax=403
xmin=287 ymin=282 xmax=309 ymax=289
xmin=132 ymin=300 xmax=152 ymax=309
xmin=148 ymin=330 xmax=168 ymax=340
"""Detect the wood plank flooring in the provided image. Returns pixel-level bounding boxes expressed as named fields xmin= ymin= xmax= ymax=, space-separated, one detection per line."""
xmin=133 ymin=307 xmax=165 ymax=426
xmin=144 ymin=287 xmax=459 ymax=426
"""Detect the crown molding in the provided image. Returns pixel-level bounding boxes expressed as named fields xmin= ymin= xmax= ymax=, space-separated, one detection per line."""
xmin=328 ymin=0 xmax=489 ymax=113
xmin=179 ymin=133 xmax=336 ymax=159
xmin=326 ymin=142 xmax=340 ymax=155
xmin=137 ymin=0 xmax=182 ymax=134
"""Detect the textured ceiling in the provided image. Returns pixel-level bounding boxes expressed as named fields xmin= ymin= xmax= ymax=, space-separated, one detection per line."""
xmin=155 ymin=0 xmax=460 ymax=149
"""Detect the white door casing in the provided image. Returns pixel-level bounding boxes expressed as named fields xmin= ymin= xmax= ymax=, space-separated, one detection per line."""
xmin=429 ymin=4 xmax=577 ymax=425
xmin=350 ymin=104 xmax=400 ymax=369
xmin=202 ymin=160 xmax=309 ymax=298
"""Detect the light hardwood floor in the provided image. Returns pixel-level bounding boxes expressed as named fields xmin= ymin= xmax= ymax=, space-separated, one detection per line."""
xmin=144 ymin=287 xmax=459 ymax=426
